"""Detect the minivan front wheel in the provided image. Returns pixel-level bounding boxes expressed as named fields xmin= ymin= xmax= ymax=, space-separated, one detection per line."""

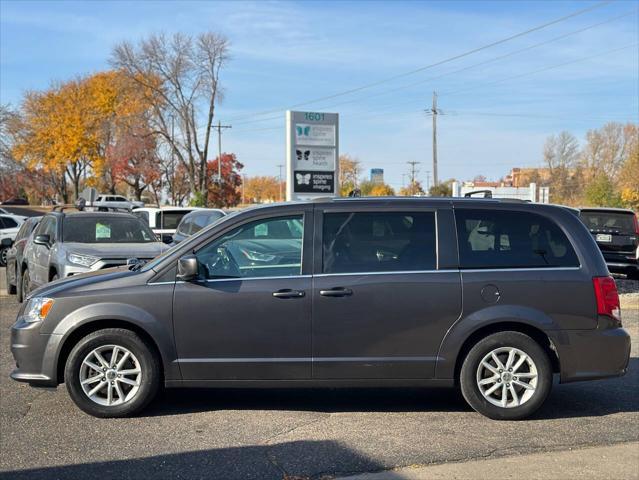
xmin=460 ymin=331 xmax=552 ymax=420
xmin=65 ymin=328 xmax=160 ymax=418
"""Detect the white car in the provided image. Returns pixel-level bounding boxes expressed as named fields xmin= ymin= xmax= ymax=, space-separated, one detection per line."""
xmin=132 ymin=207 xmax=198 ymax=243
xmin=0 ymin=213 xmax=27 ymax=265
xmin=92 ymin=194 xmax=144 ymax=211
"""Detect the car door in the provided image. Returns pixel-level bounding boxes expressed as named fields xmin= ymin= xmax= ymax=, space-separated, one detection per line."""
xmin=312 ymin=205 xmax=462 ymax=379
xmin=172 ymin=206 xmax=313 ymax=380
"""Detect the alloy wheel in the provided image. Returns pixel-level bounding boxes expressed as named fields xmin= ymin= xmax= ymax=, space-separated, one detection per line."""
xmin=79 ymin=344 xmax=142 ymax=406
xmin=476 ymin=346 xmax=538 ymax=408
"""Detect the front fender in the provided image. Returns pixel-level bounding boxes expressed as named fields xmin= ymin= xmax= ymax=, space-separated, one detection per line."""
xmin=51 ymin=302 xmax=179 ymax=381
xmin=435 ymin=304 xmax=560 ymax=379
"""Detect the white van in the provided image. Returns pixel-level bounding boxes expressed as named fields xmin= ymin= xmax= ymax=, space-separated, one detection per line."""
xmin=132 ymin=207 xmax=197 ymax=243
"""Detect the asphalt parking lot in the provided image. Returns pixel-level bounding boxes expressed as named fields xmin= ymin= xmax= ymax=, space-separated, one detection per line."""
xmin=1 ymin=289 xmax=638 ymax=479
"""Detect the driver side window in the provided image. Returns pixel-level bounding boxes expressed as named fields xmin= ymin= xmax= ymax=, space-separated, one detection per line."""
xmin=195 ymin=215 xmax=304 ymax=280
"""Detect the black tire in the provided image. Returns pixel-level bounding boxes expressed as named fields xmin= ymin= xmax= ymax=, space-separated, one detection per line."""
xmin=64 ymin=328 xmax=161 ymax=418
xmin=0 ymin=247 xmax=7 ymax=267
xmin=460 ymin=331 xmax=552 ymax=420
xmin=20 ymin=268 xmax=30 ymax=302
xmin=50 ymin=273 xmax=59 ymax=282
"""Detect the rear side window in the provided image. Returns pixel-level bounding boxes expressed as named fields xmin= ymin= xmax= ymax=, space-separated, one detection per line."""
xmin=322 ymin=211 xmax=436 ymax=274
xmin=455 ymin=209 xmax=579 ymax=269
xmin=176 ymin=216 xmax=193 ymax=236
xmin=2 ymin=217 xmax=18 ymax=228
xmin=160 ymin=211 xmax=189 ymax=230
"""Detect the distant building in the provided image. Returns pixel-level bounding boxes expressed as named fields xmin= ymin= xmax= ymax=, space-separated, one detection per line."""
xmin=508 ymin=167 xmax=552 ymax=188
xmin=370 ymin=168 xmax=384 ymax=184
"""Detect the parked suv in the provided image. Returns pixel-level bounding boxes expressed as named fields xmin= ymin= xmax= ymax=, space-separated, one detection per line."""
xmin=0 ymin=213 xmax=27 ymax=265
xmin=579 ymin=208 xmax=639 ymax=280
xmin=171 ymin=208 xmax=226 ymax=245
xmin=5 ymin=216 xmax=41 ymax=301
xmin=10 ymin=198 xmax=630 ymax=419
xmin=19 ymin=211 xmax=165 ymax=299
xmin=93 ymin=195 xmax=144 ymax=211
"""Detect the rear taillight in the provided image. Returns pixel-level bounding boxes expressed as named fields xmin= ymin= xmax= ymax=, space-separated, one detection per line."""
xmin=593 ymin=276 xmax=621 ymax=320
xmin=633 ymin=214 xmax=639 ymax=235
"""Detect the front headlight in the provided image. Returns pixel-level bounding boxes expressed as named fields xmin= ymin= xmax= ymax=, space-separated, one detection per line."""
xmin=24 ymin=297 xmax=55 ymax=323
xmin=68 ymin=253 xmax=99 ymax=267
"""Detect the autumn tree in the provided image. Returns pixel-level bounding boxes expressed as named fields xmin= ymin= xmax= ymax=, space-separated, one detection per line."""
xmin=205 ymin=153 xmax=243 ymax=208
xmin=112 ymin=32 xmax=230 ymax=205
xmin=429 ymin=182 xmax=452 ymax=197
xmin=618 ymin=142 xmax=639 ymax=210
xmin=339 ymin=154 xmax=362 ymax=196
xmin=106 ymin=126 xmax=160 ymax=200
xmin=10 ymin=71 xmax=156 ymax=201
xmin=369 ymin=183 xmax=395 ymax=196
xmin=243 ymin=176 xmax=282 ymax=203
xmin=399 ymin=180 xmax=425 ymax=196
xmin=582 ymin=122 xmax=638 ymax=182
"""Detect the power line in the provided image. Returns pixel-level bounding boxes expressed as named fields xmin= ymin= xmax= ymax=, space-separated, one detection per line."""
xmin=309 ymin=9 xmax=636 ymax=113
xmin=228 ymin=10 xmax=636 ymax=130
xmin=224 ymin=1 xmax=612 ymax=124
xmin=442 ymin=43 xmax=638 ymax=97
xmin=334 ymin=42 xmax=638 ymax=121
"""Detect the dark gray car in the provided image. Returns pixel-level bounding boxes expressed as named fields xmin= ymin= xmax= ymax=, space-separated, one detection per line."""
xmin=10 ymin=198 xmax=631 ymax=419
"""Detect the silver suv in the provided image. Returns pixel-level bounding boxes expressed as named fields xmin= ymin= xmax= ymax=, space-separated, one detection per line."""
xmin=20 ymin=211 xmax=165 ymax=299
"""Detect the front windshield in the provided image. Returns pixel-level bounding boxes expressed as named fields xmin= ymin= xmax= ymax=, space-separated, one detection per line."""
xmin=63 ymin=216 xmax=157 ymax=243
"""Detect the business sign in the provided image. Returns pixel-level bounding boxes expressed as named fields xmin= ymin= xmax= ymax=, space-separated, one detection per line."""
xmin=286 ymin=111 xmax=339 ymax=200
xmin=294 ymin=147 xmax=335 ymax=171
xmin=293 ymin=171 xmax=335 ymax=193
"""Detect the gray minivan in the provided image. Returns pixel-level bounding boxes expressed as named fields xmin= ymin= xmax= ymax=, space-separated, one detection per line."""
xmin=10 ymin=198 xmax=631 ymax=419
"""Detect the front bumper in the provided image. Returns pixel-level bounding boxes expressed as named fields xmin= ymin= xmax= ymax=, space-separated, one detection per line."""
xmin=10 ymin=317 xmax=62 ymax=388
xmin=549 ymin=320 xmax=631 ymax=383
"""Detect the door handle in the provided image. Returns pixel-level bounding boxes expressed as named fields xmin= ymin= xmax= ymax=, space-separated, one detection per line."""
xmin=272 ymin=289 xmax=305 ymax=299
xmin=319 ymin=287 xmax=353 ymax=297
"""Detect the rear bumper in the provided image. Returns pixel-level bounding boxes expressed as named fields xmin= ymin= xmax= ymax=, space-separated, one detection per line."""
xmin=549 ymin=321 xmax=631 ymax=383
xmin=601 ymin=252 xmax=638 ymax=273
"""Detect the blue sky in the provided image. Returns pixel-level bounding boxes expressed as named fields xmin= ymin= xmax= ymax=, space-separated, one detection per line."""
xmin=1 ymin=0 xmax=637 ymax=190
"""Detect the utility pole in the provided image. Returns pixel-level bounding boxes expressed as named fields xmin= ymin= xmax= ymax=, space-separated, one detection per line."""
xmin=425 ymin=91 xmax=440 ymax=187
xmin=170 ymin=114 xmax=175 ymax=205
xmin=431 ymin=92 xmax=438 ymax=186
xmin=214 ymin=121 xmax=232 ymax=182
xmin=425 ymin=170 xmax=431 ymax=192
xmin=406 ymin=161 xmax=420 ymax=196
xmin=277 ymin=164 xmax=284 ymax=201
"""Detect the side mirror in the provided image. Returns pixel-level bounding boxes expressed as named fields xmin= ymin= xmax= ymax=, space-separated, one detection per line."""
xmin=161 ymin=234 xmax=173 ymax=244
xmin=34 ymin=234 xmax=51 ymax=247
xmin=1 ymin=238 xmax=12 ymax=248
xmin=176 ymin=255 xmax=198 ymax=281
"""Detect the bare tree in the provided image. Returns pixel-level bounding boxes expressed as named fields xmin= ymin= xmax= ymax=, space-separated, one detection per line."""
xmin=582 ymin=122 xmax=638 ymax=181
xmin=543 ymin=131 xmax=581 ymax=203
xmin=111 ymin=32 xmax=229 ymax=205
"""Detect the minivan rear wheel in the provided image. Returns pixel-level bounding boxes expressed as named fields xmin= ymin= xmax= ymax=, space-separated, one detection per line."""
xmin=64 ymin=328 xmax=160 ymax=418
xmin=460 ymin=331 xmax=552 ymax=420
